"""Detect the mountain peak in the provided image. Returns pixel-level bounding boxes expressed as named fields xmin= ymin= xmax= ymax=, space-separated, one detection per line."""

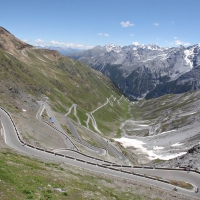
xmin=105 ymin=43 xmax=122 ymax=53
xmin=135 ymin=44 xmax=162 ymax=50
xmin=93 ymin=45 xmax=104 ymax=50
xmin=0 ymin=26 xmax=32 ymax=53
xmin=68 ymin=42 xmax=200 ymax=100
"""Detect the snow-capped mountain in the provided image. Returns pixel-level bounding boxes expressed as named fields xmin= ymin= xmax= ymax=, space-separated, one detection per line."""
xmin=68 ymin=44 xmax=200 ymax=100
xmin=105 ymin=44 xmax=122 ymax=53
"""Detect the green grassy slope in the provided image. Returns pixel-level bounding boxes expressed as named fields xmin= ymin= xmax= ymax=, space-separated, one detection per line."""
xmin=0 ymin=26 xmax=132 ymax=138
xmin=130 ymin=91 xmax=200 ymax=134
xmin=0 ymin=42 xmax=129 ymax=136
xmin=93 ymin=97 xmax=130 ymax=136
xmin=0 ymin=149 xmax=160 ymax=200
xmin=0 ymin=48 xmax=120 ymax=111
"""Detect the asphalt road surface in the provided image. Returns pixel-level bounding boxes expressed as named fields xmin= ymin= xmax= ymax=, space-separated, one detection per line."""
xmin=40 ymin=100 xmax=126 ymax=160
xmin=0 ymin=106 xmax=200 ymax=199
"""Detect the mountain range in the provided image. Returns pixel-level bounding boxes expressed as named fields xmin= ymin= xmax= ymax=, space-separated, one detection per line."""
xmin=69 ymin=43 xmax=200 ymax=100
xmin=36 ymin=45 xmax=85 ymax=55
xmin=1 ymin=27 xmax=200 ymax=199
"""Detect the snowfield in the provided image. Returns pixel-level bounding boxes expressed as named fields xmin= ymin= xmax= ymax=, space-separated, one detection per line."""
xmin=114 ymin=137 xmax=187 ymax=160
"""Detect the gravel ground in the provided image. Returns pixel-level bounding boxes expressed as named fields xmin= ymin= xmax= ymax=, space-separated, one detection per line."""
xmin=155 ymin=144 xmax=200 ymax=171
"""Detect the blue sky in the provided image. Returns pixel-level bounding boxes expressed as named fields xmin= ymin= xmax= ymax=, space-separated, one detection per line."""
xmin=1 ymin=0 xmax=200 ymax=49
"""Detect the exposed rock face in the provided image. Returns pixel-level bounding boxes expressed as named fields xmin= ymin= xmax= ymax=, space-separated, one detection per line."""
xmin=69 ymin=44 xmax=200 ymax=100
xmin=0 ymin=26 xmax=62 ymax=63
xmin=146 ymin=66 xmax=200 ymax=99
xmin=0 ymin=26 xmax=33 ymax=51
xmin=156 ymin=144 xmax=200 ymax=171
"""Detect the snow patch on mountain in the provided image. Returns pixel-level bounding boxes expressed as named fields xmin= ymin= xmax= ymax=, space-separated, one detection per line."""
xmin=106 ymin=44 xmax=122 ymax=53
xmin=184 ymin=48 xmax=194 ymax=69
xmin=68 ymin=43 xmax=200 ymax=99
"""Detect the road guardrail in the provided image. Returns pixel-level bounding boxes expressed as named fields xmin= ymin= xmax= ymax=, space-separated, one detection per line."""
xmin=1 ymin=106 xmax=200 ymax=192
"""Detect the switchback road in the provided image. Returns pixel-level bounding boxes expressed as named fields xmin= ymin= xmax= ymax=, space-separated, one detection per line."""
xmin=0 ymin=106 xmax=200 ymax=199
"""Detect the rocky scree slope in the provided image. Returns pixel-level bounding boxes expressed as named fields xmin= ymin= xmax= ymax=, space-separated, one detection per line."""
xmin=69 ymin=43 xmax=200 ymax=100
xmin=155 ymin=144 xmax=200 ymax=171
xmin=128 ymin=90 xmax=200 ymax=169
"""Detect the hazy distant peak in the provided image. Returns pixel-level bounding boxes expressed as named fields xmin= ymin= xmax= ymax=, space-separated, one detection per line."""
xmin=93 ymin=45 xmax=104 ymax=50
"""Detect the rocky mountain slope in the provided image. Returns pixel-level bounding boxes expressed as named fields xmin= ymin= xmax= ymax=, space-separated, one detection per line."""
xmin=0 ymin=26 xmax=120 ymax=109
xmin=1 ymin=26 xmax=200 ymax=171
xmin=69 ymin=43 xmax=200 ymax=100
xmin=120 ymin=90 xmax=200 ymax=170
xmin=0 ymin=26 xmax=130 ymax=142
xmin=156 ymin=144 xmax=200 ymax=171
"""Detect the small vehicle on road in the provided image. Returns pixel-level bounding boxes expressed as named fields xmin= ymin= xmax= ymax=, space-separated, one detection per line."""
xmin=49 ymin=117 xmax=54 ymax=124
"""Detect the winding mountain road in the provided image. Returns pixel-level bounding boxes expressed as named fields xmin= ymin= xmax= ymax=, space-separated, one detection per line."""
xmin=65 ymin=116 xmax=106 ymax=155
xmin=39 ymin=101 xmax=107 ymax=155
xmin=41 ymin=100 xmax=127 ymax=160
xmin=37 ymin=101 xmax=76 ymax=150
xmin=0 ymin=106 xmax=200 ymax=199
xmin=64 ymin=99 xmax=127 ymax=161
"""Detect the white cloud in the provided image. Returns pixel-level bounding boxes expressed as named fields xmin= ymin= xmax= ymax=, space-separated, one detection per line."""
xmin=153 ymin=23 xmax=159 ymax=26
xmin=50 ymin=40 xmax=65 ymax=45
xmin=169 ymin=39 xmax=190 ymax=46
xmin=175 ymin=40 xmax=190 ymax=46
xmin=35 ymin=39 xmax=44 ymax=45
xmin=175 ymin=40 xmax=182 ymax=45
xmin=50 ymin=40 xmax=93 ymax=49
xmin=23 ymin=39 xmax=28 ymax=42
xmin=98 ymin=33 xmax=109 ymax=37
xmin=130 ymin=34 xmax=134 ymax=36
xmin=120 ymin=21 xmax=134 ymax=27
xmin=132 ymin=41 xmax=140 ymax=46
